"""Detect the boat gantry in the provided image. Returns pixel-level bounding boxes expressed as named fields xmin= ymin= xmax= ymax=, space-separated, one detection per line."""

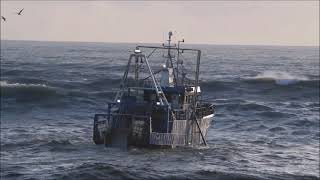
xmin=93 ymin=32 xmax=214 ymax=148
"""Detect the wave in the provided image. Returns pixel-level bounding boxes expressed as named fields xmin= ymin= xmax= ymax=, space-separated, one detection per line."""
xmin=1 ymin=69 xmax=46 ymax=76
xmin=245 ymin=71 xmax=310 ymax=85
xmin=268 ymin=126 xmax=287 ymax=132
xmin=85 ymin=78 xmax=121 ymax=90
xmin=49 ymin=163 xmax=137 ymax=180
xmin=202 ymin=74 xmax=318 ymax=93
xmin=244 ymin=78 xmax=319 ymax=89
xmin=0 ymin=80 xmax=116 ymax=104
xmin=0 ymin=80 xmax=48 ymax=88
xmin=2 ymin=69 xmax=318 ymax=104
xmin=201 ymin=80 xmax=237 ymax=91
xmin=0 ymin=81 xmax=58 ymax=101
xmin=49 ymin=163 xmax=263 ymax=180
xmin=215 ymin=102 xmax=273 ymax=112
xmin=1 ymin=136 xmax=76 ymax=152
xmin=255 ymin=111 xmax=295 ymax=118
xmin=47 ymin=163 xmax=319 ymax=180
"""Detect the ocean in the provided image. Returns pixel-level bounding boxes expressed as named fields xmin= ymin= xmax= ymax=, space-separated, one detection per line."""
xmin=1 ymin=40 xmax=319 ymax=180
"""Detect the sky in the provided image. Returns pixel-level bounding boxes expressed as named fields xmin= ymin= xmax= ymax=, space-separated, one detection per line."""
xmin=0 ymin=1 xmax=319 ymax=46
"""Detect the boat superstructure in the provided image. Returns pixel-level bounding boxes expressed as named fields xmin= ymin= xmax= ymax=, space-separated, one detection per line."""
xmin=93 ymin=32 xmax=214 ymax=148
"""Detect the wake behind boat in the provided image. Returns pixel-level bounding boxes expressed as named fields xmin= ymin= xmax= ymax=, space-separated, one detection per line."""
xmin=93 ymin=32 xmax=214 ymax=148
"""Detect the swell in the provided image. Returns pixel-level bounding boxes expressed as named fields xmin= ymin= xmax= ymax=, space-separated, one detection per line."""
xmin=0 ymin=80 xmax=116 ymax=103
xmin=2 ymin=77 xmax=318 ymax=104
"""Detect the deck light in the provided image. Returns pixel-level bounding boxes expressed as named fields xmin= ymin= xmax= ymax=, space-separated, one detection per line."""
xmin=134 ymin=48 xmax=141 ymax=53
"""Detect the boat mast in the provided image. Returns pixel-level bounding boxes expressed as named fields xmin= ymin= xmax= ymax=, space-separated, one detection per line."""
xmin=164 ymin=31 xmax=177 ymax=86
xmin=177 ymin=38 xmax=184 ymax=85
xmin=166 ymin=31 xmax=172 ymax=68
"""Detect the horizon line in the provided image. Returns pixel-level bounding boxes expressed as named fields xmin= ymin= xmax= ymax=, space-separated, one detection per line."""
xmin=1 ymin=38 xmax=319 ymax=48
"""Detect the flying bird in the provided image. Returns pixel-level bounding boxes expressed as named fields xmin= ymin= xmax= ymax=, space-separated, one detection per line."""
xmin=1 ymin=16 xmax=6 ymax=21
xmin=16 ymin=8 xmax=24 ymax=15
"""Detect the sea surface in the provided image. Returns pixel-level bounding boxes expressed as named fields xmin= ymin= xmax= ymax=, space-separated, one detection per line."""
xmin=1 ymin=40 xmax=319 ymax=180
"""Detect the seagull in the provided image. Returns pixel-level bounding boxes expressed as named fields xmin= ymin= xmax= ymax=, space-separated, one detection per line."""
xmin=1 ymin=16 xmax=6 ymax=21
xmin=17 ymin=8 xmax=24 ymax=15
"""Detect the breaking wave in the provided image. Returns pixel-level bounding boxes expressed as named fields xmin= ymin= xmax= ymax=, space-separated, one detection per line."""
xmin=0 ymin=80 xmax=117 ymax=103
xmin=0 ymin=81 xmax=58 ymax=100
xmin=246 ymin=71 xmax=310 ymax=85
xmin=0 ymin=80 xmax=48 ymax=88
xmin=201 ymin=77 xmax=318 ymax=95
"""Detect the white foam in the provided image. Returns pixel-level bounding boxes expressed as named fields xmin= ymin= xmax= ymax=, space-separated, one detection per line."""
xmin=251 ymin=71 xmax=308 ymax=85
xmin=0 ymin=81 xmax=47 ymax=87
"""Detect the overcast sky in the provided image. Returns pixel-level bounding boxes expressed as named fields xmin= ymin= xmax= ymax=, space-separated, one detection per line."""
xmin=0 ymin=1 xmax=319 ymax=46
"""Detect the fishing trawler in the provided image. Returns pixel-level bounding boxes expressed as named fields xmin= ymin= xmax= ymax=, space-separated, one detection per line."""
xmin=93 ymin=32 xmax=214 ymax=148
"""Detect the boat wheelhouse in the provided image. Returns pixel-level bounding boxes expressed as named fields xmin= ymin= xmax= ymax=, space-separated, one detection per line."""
xmin=93 ymin=32 xmax=214 ymax=148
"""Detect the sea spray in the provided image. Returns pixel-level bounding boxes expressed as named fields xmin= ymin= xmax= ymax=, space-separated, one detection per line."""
xmin=249 ymin=71 xmax=308 ymax=85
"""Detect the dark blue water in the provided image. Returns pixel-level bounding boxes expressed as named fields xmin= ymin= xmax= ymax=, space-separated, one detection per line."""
xmin=1 ymin=40 xmax=319 ymax=180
